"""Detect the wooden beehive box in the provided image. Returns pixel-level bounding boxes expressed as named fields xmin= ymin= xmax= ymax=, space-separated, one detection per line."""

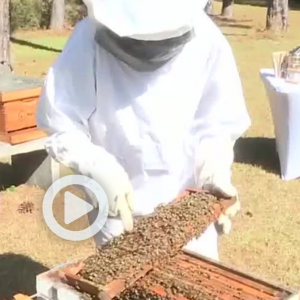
xmin=118 ymin=250 xmax=300 ymax=300
xmin=34 ymin=189 xmax=300 ymax=300
xmin=0 ymin=75 xmax=47 ymax=145
xmin=47 ymin=189 xmax=238 ymax=299
xmin=46 ymin=245 xmax=300 ymax=300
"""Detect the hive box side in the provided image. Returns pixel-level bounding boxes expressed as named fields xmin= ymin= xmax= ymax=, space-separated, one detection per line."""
xmin=0 ymin=108 xmax=6 ymax=133
xmin=135 ymin=251 xmax=300 ymax=300
xmin=182 ymin=249 xmax=299 ymax=297
xmin=0 ymin=75 xmax=45 ymax=144
xmin=13 ymin=294 xmax=32 ymax=300
xmin=0 ymin=87 xmax=42 ymax=133
xmin=36 ymin=260 xmax=86 ymax=300
xmin=0 ymin=87 xmax=42 ymax=103
xmin=1 ymin=97 xmax=41 ymax=132
xmin=0 ymin=128 xmax=47 ymax=145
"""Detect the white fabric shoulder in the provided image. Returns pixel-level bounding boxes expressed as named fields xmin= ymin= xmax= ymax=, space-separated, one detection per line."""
xmin=193 ymin=11 xmax=232 ymax=55
xmin=36 ymin=18 xmax=97 ymax=135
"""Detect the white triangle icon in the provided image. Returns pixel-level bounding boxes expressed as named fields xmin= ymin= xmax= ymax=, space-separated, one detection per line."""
xmin=64 ymin=191 xmax=94 ymax=225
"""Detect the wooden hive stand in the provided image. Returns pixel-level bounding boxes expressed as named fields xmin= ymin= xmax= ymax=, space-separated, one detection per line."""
xmin=0 ymin=75 xmax=62 ymax=190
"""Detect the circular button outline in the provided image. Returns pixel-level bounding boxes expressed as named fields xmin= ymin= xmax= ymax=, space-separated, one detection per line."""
xmin=43 ymin=175 xmax=109 ymax=241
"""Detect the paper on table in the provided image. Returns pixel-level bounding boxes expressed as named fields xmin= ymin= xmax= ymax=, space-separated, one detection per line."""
xmin=272 ymin=51 xmax=288 ymax=77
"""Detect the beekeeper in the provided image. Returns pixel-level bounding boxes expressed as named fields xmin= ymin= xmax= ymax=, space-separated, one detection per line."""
xmin=36 ymin=0 xmax=251 ymax=261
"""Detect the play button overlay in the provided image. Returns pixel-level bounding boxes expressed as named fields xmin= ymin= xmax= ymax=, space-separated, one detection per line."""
xmin=64 ymin=192 xmax=94 ymax=225
xmin=43 ymin=175 xmax=109 ymax=241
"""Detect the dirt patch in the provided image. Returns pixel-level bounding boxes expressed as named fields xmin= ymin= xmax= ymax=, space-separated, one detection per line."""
xmin=0 ymin=185 xmax=94 ymax=268
xmin=12 ymin=58 xmax=54 ymax=77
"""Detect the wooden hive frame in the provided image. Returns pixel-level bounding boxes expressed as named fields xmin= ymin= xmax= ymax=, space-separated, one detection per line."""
xmin=46 ymin=189 xmax=240 ymax=300
xmin=135 ymin=250 xmax=299 ymax=300
xmin=56 ymin=248 xmax=299 ymax=300
xmin=42 ymin=189 xmax=299 ymax=300
xmin=24 ymin=189 xmax=299 ymax=300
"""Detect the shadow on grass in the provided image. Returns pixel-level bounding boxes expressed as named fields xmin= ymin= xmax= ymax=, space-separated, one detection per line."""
xmin=213 ymin=0 xmax=300 ymax=10
xmin=235 ymin=0 xmax=300 ymax=9
xmin=0 ymin=253 xmax=49 ymax=299
xmin=10 ymin=37 xmax=62 ymax=53
xmin=233 ymin=0 xmax=268 ymax=7
xmin=0 ymin=150 xmax=51 ymax=191
xmin=210 ymin=15 xmax=253 ymax=29
xmin=218 ymin=23 xmax=253 ymax=29
xmin=211 ymin=15 xmax=253 ymax=23
xmin=224 ymin=33 xmax=249 ymax=36
xmin=0 ymin=163 xmax=14 ymax=191
xmin=234 ymin=137 xmax=280 ymax=174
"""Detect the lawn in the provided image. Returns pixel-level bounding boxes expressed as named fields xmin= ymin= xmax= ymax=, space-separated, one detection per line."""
xmin=1 ymin=2 xmax=300 ymax=298
xmin=10 ymin=30 xmax=68 ymax=77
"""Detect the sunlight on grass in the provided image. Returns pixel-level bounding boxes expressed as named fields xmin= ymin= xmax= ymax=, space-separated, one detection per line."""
xmin=10 ymin=32 xmax=69 ymax=76
xmin=11 ymin=36 xmax=67 ymax=59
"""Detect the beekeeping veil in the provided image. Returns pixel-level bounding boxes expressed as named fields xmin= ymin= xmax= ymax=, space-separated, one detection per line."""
xmin=82 ymin=0 xmax=201 ymax=72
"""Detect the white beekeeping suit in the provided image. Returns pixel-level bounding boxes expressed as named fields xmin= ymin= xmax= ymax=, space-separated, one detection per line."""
xmin=36 ymin=0 xmax=251 ymax=261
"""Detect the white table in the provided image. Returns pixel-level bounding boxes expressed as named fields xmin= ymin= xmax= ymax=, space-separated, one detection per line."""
xmin=260 ymin=68 xmax=300 ymax=180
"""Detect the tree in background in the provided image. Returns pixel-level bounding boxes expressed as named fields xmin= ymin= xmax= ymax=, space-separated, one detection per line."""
xmin=205 ymin=0 xmax=214 ymax=15
xmin=0 ymin=0 xmax=12 ymax=75
xmin=266 ymin=0 xmax=289 ymax=31
xmin=50 ymin=0 xmax=66 ymax=30
xmin=204 ymin=0 xmax=234 ymax=18
xmin=221 ymin=0 xmax=234 ymax=18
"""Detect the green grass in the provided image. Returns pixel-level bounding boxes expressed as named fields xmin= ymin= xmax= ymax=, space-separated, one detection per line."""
xmin=1 ymin=2 xmax=300 ymax=296
xmin=10 ymin=30 xmax=68 ymax=77
xmin=212 ymin=3 xmax=300 ymax=288
xmin=12 ymin=36 xmax=67 ymax=59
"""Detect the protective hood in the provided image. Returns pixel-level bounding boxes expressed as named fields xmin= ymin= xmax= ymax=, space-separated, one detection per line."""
xmin=82 ymin=0 xmax=202 ymax=41
xmin=94 ymin=24 xmax=195 ymax=72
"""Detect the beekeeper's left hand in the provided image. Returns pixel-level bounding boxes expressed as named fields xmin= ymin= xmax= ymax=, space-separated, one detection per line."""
xmin=194 ymin=139 xmax=241 ymax=235
xmin=204 ymin=180 xmax=240 ymax=236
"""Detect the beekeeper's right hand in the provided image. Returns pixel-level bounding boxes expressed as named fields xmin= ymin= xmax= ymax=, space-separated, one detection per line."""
xmin=44 ymin=130 xmax=135 ymax=232
xmin=35 ymin=24 xmax=134 ymax=232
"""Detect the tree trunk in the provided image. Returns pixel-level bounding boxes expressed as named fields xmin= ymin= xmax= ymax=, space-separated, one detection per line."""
xmin=205 ymin=0 xmax=214 ymax=15
xmin=266 ymin=0 xmax=288 ymax=31
xmin=50 ymin=0 xmax=65 ymax=30
xmin=0 ymin=0 xmax=12 ymax=75
xmin=280 ymin=0 xmax=289 ymax=31
xmin=266 ymin=0 xmax=279 ymax=30
xmin=221 ymin=0 xmax=234 ymax=18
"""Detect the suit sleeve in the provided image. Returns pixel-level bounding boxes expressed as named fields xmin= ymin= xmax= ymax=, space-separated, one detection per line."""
xmin=36 ymin=18 xmax=103 ymax=172
xmin=193 ymin=31 xmax=251 ymax=186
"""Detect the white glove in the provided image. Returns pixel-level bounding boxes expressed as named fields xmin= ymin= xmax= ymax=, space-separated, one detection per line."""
xmin=203 ymin=178 xmax=241 ymax=236
xmin=80 ymin=153 xmax=135 ymax=232
xmin=45 ymin=131 xmax=135 ymax=232
xmin=194 ymin=138 xmax=241 ymax=235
